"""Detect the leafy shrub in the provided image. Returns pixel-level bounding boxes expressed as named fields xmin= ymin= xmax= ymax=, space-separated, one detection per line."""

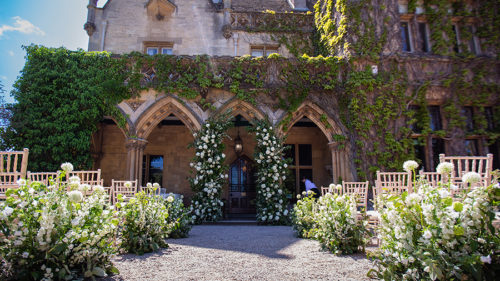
xmin=291 ymin=193 xmax=317 ymax=238
xmin=0 ymin=175 xmax=119 ymax=280
xmin=370 ymin=184 xmax=500 ymax=280
xmin=292 ymin=192 xmax=368 ymax=254
xmin=117 ymin=187 xmax=170 ymax=255
xmin=314 ymin=193 xmax=368 ymax=254
xmin=164 ymin=195 xmax=193 ymax=238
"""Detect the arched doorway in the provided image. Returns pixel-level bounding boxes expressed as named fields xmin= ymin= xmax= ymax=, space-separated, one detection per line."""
xmin=229 ymin=155 xmax=256 ymax=214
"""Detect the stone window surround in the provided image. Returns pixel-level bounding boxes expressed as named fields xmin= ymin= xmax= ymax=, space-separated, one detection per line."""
xmin=250 ymin=45 xmax=279 ymax=57
xmin=143 ymin=41 xmax=174 ymax=55
xmin=410 ymin=105 xmax=493 ymax=171
xmin=399 ymin=13 xmax=481 ymax=55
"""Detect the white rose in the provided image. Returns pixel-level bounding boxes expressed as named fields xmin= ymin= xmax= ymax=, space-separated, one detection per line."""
xmin=3 ymin=206 xmax=14 ymax=217
xmin=167 ymin=196 xmax=174 ymax=203
xmin=480 ymin=255 xmax=491 ymax=264
xmin=67 ymin=190 xmax=83 ymax=203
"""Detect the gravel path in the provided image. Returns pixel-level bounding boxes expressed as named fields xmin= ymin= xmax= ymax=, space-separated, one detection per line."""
xmin=104 ymin=225 xmax=374 ymax=281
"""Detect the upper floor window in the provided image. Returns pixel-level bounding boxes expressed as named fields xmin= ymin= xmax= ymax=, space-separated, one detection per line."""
xmin=144 ymin=42 xmax=174 ymax=56
xmin=428 ymin=106 xmax=442 ymax=131
xmin=452 ymin=25 xmax=460 ymax=53
xmin=418 ymin=22 xmax=430 ymax=53
xmin=250 ymin=46 xmax=278 ymax=57
xmin=462 ymin=106 xmax=474 ymax=132
xmin=466 ymin=25 xmax=480 ymax=55
xmin=400 ymin=22 xmax=412 ymax=52
xmin=485 ymin=107 xmax=495 ymax=131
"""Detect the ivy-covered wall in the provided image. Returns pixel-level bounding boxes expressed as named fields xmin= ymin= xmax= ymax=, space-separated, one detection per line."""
xmin=2 ymin=0 xmax=499 ymax=181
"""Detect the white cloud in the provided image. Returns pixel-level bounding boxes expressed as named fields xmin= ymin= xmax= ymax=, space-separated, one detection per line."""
xmin=0 ymin=16 xmax=45 ymax=37
xmin=8 ymin=51 xmax=14 ymax=56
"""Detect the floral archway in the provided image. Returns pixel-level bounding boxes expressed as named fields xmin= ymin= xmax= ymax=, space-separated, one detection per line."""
xmin=189 ymin=115 xmax=289 ymax=224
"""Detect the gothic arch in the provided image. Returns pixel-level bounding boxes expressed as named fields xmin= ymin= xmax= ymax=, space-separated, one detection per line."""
xmin=215 ymin=99 xmax=266 ymax=123
xmin=278 ymin=101 xmax=342 ymax=143
xmin=135 ymin=96 xmax=202 ymax=139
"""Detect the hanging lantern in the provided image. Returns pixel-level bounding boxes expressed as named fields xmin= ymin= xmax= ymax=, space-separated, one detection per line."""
xmin=234 ymin=133 xmax=243 ymax=155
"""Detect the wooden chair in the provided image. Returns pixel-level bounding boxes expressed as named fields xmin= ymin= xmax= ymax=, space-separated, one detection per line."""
xmin=28 ymin=171 xmax=60 ymax=186
xmin=342 ymin=181 xmax=369 ymax=210
xmin=0 ymin=148 xmax=29 ymax=199
xmin=112 ymin=179 xmax=138 ymax=204
xmin=419 ymin=171 xmax=443 ymax=187
xmin=439 ymin=154 xmax=493 ymax=186
xmin=375 ymin=171 xmax=412 ymax=195
xmin=68 ymin=169 xmax=101 ymax=186
xmin=320 ymin=186 xmax=331 ymax=196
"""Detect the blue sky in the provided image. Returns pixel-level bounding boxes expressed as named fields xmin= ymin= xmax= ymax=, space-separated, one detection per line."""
xmin=0 ymin=0 xmax=104 ymax=103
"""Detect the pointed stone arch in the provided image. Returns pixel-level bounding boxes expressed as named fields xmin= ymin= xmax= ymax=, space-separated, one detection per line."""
xmin=135 ymin=96 xmax=202 ymax=139
xmin=215 ymin=99 xmax=267 ymax=124
xmin=279 ymin=101 xmax=341 ymax=143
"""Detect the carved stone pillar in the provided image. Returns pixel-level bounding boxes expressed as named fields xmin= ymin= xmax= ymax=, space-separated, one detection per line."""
xmin=125 ymin=138 xmax=148 ymax=181
xmin=84 ymin=0 xmax=98 ymax=36
xmin=328 ymin=141 xmax=351 ymax=183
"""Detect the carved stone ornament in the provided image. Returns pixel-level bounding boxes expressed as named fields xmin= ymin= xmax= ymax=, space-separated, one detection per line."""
xmin=84 ymin=22 xmax=96 ymax=36
xmin=126 ymin=100 xmax=145 ymax=111
xmin=222 ymin=24 xmax=233 ymax=39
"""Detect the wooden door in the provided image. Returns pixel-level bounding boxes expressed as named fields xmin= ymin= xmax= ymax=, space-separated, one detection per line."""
xmin=229 ymin=156 xmax=256 ymax=214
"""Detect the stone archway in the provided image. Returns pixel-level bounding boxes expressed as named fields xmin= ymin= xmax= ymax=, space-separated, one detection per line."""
xmin=278 ymin=101 xmax=352 ymax=184
xmin=125 ymin=96 xmax=202 ymax=181
xmin=135 ymin=96 xmax=202 ymax=139
xmin=214 ymin=99 xmax=267 ymax=124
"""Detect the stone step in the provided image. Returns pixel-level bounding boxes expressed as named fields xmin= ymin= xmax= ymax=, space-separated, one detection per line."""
xmin=204 ymin=219 xmax=258 ymax=226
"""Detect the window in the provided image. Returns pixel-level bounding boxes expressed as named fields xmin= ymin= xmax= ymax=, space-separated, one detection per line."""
xmin=418 ymin=22 xmax=430 ymax=53
xmin=466 ymin=26 xmax=480 ymax=55
xmin=143 ymin=42 xmax=174 ymax=55
xmin=142 ymin=155 xmax=164 ymax=186
xmin=250 ymin=46 xmax=278 ymax=57
xmin=485 ymin=107 xmax=495 ymax=131
xmin=462 ymin=106 xmax=474 ymax=132
xmin=401 ymin=22 xmax=412 ymax=52
xmin=431 ymin=138 xmax=445 ymax=170
xmin=464 ymin=139 xmax=479 ymax=156
xmin=489 ymin=141 xmax=500 ymax=170
xmin=413 ymin=139 xmax=427 ymax=171
xmin=452 ymin=25 xmax=460 ymax=53
xmin=428 ymin=106 xmax=442 ymax=131
xmin=285 ymin=143 xmax=313 ymax=196
xmin=409 ymin=105 xmax=423 ymax=133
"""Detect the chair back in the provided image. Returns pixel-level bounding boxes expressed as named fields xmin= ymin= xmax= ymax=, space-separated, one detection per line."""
xmin=439 ymin=154 xmax=493 ymax=186
xmin=0 ymin=148 xmax=29 ymax=199
xmin=320 ymin=186 xmax=330 ymax=196
xmin=342 ymin=181 xmax=369 ymax=210
xmin=112 ymin=179 xmax=138 ymax=204
xmin=419 ymin=171 xmax=442 ymax=187
xmin=375 ymin=171 xmax=412 ymax=195
xmin=28 ymin=171 xmax=60 ymax=186
xmin=68 ymin=169 xmax=101 ymax=186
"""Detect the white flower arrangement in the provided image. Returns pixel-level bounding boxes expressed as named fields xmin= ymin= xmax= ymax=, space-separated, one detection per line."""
xmin=189 ymin=114 xmax=231 ymax=223
xmin=372 ymin=183 xmax=499 ymax=280
xmin=252 ymin=120 xmax=289 ymax=225
xmin=0 ymin=167 xmax=120 ymax=280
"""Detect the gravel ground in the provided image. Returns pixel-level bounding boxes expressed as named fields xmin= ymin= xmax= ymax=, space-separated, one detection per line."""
xmin=104 ymin=225 xmax=374 ymax=281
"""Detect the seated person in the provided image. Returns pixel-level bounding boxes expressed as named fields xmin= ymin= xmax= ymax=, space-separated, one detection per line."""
xmin=302 ymin=177 xmax=320 ymax=199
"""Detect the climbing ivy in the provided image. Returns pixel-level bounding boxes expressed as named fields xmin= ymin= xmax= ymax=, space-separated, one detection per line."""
xmin=2 ymin=45 xmax=130 ymax=171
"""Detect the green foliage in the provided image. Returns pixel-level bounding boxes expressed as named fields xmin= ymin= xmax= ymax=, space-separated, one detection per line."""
xmin=291 ymin=193 xmax=318 ymax=238
xmin=292 ymin=192 xmax=369 ymax=255
xmin=117 ymin=187 xmax=170 ymax=255
xmin=0 ymin=175 xmax=119 ymax=280
xmin=3 ymin=45 xmax=130 ymax=171
xmin=165 ymin=196 xmax=193 ymax=238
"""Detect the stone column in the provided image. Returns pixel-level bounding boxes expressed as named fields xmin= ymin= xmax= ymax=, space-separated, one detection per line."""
xmin=328 ymin=141 xmax=351 ymax=183
xmin=84 ymin=0 xmax=98 ymax=36
xmin=125 ymin=138 xmax=148 ymax=181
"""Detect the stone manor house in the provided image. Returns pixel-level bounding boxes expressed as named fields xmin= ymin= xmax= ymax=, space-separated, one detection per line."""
xmin=84 ymin=0 xmax=499 ymax=214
